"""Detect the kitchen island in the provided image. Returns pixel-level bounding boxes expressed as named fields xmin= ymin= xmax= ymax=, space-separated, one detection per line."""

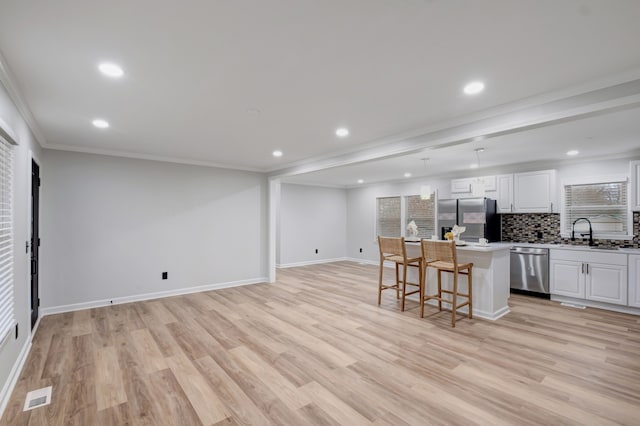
xmin=404 ymin=242 xmax=511 ymax=320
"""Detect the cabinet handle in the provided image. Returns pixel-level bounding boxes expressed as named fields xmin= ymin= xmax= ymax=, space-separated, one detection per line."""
xmin=581 ymin=263 xmax=585 ymax=274
xmin=510 ymin=203 xmax=513 ymax=212
xmin=586 ymin=264 xmax=589 ymax=275
xmin=550 ymin=202 xmax=553 ymax=212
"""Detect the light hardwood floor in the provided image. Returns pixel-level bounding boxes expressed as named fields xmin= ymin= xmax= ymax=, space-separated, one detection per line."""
xmin=2 ymin=261 xmax=640 ymax=425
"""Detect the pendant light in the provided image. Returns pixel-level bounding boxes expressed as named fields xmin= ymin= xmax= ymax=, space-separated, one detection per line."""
xmin=420 ymin=158 xmax=431 ymax=200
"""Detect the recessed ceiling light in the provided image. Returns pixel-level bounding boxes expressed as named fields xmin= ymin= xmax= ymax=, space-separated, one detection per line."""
xmin=404 ymin=172 xmax=412 ymax=178
xmin=98 ymin=62 xmax=124 ymax=78
xmin=336 ymin=127 xmax=349 ymax=138
xmin=357 ymin=179 xmax=364 ymax=184
xmin=470 ymin=163 xmax=479 ymax=169
xmin=246 ymin=108 xmax=261 ymax=114
xmin=272 ymin=150 xmax=283 ymax=157
xmin=463 ymin=81 xmax=485 ymax=95
xmin=566 ymin=150 xmax=579 ymax=156
xmin=92 ymin=119 xmax=109 ymax=129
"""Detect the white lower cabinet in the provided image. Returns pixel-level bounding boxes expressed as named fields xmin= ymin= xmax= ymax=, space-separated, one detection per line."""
xmin=550 ymin=259 xmax=584 ymax=298
xmin=629 ymin=255 xmax=640 ymax=308
xmin=586 ymin=263 xmax=627 ymax=305
xmin=550 ymin=249 xmax=628 ymax=305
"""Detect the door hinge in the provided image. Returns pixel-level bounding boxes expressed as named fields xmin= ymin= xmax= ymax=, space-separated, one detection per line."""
xmin=38 ymin=177 xmax=41 ymax=187
xmin=38 ymin=238 xmax=41 ymax=247
xmin=38 ymin=298 xmax=40 ymax=307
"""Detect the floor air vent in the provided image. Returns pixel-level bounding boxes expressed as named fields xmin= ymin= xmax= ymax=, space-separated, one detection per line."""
xmin=23 ymin=386 xmax=52 ymax=411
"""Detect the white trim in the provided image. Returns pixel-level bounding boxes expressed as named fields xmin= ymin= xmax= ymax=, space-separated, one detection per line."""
xmin=562 ymin=175 xmax=628 ymax=186
xmin=0 ymin=51 xmax=46 ymax=147
xmin=40 ymin=277 xmax=267 ymax=316
xmin=0 ymin=337 xmax=32 ymax=418
xmin=45 ymin=143 xmax=264 ymax=173
xmin=277 ymin=257 xmax=348 ymax=269
xmin=551 ymin=295 xmax=640 ymax=316
xmin=0 ymin=117 xmax=18 ymax=146
xmin=269 ymin=177 xmax=280 ymax=283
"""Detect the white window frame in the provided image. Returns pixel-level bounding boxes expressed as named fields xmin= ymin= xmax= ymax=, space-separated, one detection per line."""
xmin=374 ymin=190 xmax=438 ymax=241
xmin=560 ymin=175 xmax=632 ymax=240
xmin=0 ymin=130 xmax=15 ymax=349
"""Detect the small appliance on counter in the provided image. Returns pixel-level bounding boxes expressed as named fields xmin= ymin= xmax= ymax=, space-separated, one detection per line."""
xmin=437 ymin=197 xmax=500 ymax=243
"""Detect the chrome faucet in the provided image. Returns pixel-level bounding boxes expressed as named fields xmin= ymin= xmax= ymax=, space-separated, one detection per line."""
xmin=571 ymin=217 xmax=594 ymax=246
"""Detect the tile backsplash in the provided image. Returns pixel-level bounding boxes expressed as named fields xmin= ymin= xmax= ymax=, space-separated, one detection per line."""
xmin=500 ymin=212 xmax=640 ymax=249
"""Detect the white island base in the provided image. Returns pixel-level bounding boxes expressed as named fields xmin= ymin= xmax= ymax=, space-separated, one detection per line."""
xmin=402 ymin=243 xmax=511 ymax=321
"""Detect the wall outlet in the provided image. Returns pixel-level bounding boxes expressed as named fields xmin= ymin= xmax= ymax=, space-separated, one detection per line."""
xmin=162 ymin=272 xmax=168 ymax=280
xmin=359 ymin=248 xmax=363 ymax=253
xmin=536 ymin=231 xmax=543 ymax=239
xmin=315 ymin=249 xmax=318 ymax=254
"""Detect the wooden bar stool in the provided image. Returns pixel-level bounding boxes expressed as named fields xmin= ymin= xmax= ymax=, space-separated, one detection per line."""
xmin=420 ymin=240 xmax=473 ymax=327
xmin=377 ymin=236 xmax=423 ymax=311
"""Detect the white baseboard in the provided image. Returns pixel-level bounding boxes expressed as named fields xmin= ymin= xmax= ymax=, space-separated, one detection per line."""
xmin=0 ymin=337 xmax=32 ymax=419
xmin=40 ymin=277 xmax=268 ymax=316
xmin=551 ymin=295 xmax=640 ymax=316
xmin=277 ymin=257 xmax=348 ymax=269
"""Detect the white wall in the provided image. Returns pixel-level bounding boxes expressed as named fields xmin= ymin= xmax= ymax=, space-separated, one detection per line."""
xmin=41 ymin=150 xmax=268 ymax=310
xmin=278 ymin=183 xmax=347 ymax=266
xmin=347 ymin=177 xmax=450 ymax=264
xmin=0 ymin=83 xmax=43 ymax=411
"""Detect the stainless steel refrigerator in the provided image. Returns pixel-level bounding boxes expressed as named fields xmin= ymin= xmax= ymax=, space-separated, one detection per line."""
xmin=437 ymin=197 xmax=500 ymax=242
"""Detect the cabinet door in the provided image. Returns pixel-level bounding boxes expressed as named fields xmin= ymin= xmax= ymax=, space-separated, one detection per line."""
xmin=627 ymin=255 xmax=640 ymax=308
xmin=631 ymin=160 xmax=640 ymax=211
xmin=496 ymin=174 xmax=513 ymax=213
xmin=586 ymin=263 xmax=627 ymax=305
xmin=451 ymin=178 xmax=473 ymax=194
xmin=513 ymin=170 xmax=556 ymax=213
xmin=550 ymin=259 xmax=584 ymax=298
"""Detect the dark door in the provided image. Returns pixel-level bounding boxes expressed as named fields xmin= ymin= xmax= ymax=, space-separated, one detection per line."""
xmin=30 ymin=160 xmax=40 ymax=328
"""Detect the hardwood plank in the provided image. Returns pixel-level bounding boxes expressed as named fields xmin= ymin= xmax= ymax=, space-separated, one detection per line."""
xmin=4 ymin=261 xmax=640 ymax=425
xmin=94 ymin=346 xmax=127 ymax=411
xmin=165 ymin=352 xmax=230 ymax=425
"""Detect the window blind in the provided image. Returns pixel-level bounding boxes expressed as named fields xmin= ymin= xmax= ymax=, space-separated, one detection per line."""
xmin=0 ymin=136 xmax=13 ymax=346
xmin=564 ymin=181 xmax=628 ymax=235
xmin=405 ymin=194 xmax=435 ymax=238
xmin=376 ymin=197 xmax=401 ymax=237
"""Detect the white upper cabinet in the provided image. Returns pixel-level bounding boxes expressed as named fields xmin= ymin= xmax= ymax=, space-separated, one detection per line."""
xmin=451 ymin=176 xmax=498 ymax=199
xmin=513 ymin=170 xmax=557 ymax=213
xmin=451 ymin=178 xmax=473 ymax=194
xmin=496 ymin=174 xmax=514 ymax=213
xmin=631 ymin=160 xmax=640 ymax=211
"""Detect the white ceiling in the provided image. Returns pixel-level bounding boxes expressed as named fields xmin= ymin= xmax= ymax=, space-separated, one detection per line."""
xmin=1 ymin=1 xmax=640 ymax=171
xmin=284 ymin=106 xmax=640 ymax=187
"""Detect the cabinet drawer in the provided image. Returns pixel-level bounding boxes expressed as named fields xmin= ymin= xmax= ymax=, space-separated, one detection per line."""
xmin=550 ymin=249 xmax=627 ymax=266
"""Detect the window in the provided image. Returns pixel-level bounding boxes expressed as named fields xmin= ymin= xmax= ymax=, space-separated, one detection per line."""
xmin=563 ymin=179 xmax=629 ymax=237
xmin=405 ymin=194 xmax=436 ymax=238
xmin=0 ymin=135 xmax=13 ymax=346
xmin=376 ymin=193 xmax=437 ymax=238
xmin=376 ymin=197 xmax=401 ymax=237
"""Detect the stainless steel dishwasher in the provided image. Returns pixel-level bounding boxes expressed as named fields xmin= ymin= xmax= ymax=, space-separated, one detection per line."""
xmin=510 ymin=247 xmax=549 ymax=295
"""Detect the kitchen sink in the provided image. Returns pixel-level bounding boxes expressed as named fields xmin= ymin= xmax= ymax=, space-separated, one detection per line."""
xmin=589 ymin=246 xmax=619 ymax=251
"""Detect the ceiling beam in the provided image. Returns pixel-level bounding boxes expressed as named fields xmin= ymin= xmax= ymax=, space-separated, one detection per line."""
xmin=269 ymin=75 xmax=640 ymax=179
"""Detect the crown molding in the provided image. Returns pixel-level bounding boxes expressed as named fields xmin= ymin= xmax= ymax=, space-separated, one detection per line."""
xmin=0 ymin=49 xmax=48 ymax=147
xmin=45 ymin=143 xmax=266 ymax=173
